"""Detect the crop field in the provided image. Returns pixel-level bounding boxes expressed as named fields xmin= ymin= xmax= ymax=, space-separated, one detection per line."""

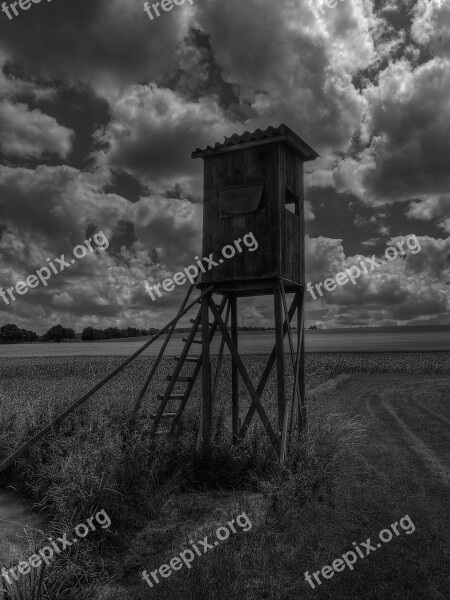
xmin=1 ymin=352 xmax=450 ymax=453
xmin=0 ymin=352 xmax=449 ymax=599
xmin=1 ymin=352 xmax=450 ymax=464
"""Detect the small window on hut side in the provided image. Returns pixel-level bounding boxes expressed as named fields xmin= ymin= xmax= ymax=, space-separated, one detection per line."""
xmin=218 ymin=183 xmax=264 ymax=216
xmin=285 ymin=187 xmax=299 ymax=215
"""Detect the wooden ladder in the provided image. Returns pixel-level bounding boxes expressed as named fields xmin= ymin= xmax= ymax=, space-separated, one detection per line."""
xmin=149 ymin=295 xmax=228 ymax=437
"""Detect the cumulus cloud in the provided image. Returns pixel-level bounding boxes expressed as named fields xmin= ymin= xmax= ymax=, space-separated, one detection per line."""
xmin=0 ymin=164 xmax=203 ymax=331
xmin=0 ymin=101 xmax=73 ymax=159
xmin=407 ymin=195 xmax=450 ymax=233
xmin=94 ymin=83 xmax=239 ymax=194
xmin=304 ymin=234 xmax=450 ymax=326
xmin=412 ymin=0 xmax=450 ymax=58
xmin=334 ymin=58 xmax=450 ymax=204
xmin=194 ymin=0 xmax=373 ymax=153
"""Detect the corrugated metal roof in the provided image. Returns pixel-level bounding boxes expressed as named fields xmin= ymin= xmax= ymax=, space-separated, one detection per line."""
xmin=192 ymin=123 xmax=320 ymax=161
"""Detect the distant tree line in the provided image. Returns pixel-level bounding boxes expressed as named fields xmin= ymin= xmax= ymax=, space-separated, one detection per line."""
xmin=0 ymin=323 xmax=38 ymax=344
xmin=0 ymin=323 xmax=76 ymax=343
xmin=81 ymin=326 xmax=158 ymax=341
xmin=42 ymin=325 xmax=76 ymax=342
xmin=0 ymin=322 xmax=160 ymax=344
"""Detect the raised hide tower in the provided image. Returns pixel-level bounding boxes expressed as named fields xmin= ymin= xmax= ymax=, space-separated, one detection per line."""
xmin=0 ymin=125 xmax=320 ymax=476
xmin=193 ymin=124 xmax=319 ymax=294
xmin=192 ymin=124 xmax=320 ymax=462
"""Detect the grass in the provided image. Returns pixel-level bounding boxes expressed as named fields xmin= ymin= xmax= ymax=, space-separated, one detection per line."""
xmin=0 ymin=353 xmax=449 ymax=599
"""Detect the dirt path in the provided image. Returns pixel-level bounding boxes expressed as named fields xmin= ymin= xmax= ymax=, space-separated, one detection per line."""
xmin=308 ymin=374 xmax=450 ymax=600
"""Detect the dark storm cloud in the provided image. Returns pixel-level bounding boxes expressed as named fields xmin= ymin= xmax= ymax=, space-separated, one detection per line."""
xmin=95 ymin=83 xmax=240 ymax=194
xmin=0 ymin=0 xmax=185 ymax=88
xmin=193 ymin=0 xmax=372 ymax=153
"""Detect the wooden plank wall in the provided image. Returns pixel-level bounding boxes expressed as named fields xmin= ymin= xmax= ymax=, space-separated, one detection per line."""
xmin=202 ymin=145 xmax=279 ymax=284
xmin=281 ymin=146 xmax=304 ymax=285
xmin=201 ymin=142 xmax=305 ymax=286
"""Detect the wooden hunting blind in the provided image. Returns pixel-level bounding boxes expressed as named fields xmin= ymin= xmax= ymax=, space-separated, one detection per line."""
xmin=189 ymin=124 xmax=320 ymax=462
xmin=0 ymin=125 xmax=320 ymax=475
xmin=192 ymin=124 xmax=319 ymax=294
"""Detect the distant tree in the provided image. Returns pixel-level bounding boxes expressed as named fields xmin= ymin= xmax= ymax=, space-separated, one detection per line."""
xmin=26 ymin=330 xmax=38 ymax=342
xmin=0 ymin=323 xmax=22 ymax=343
xmin=19 ymin=328 xmax=38 ymax=343
xmin=125 ymin=327 xmax=141 ymax=338
xmin=44 ymin=324 xmax=75 ymax=343
xmin=81 ymin=327 xmax=96 ymax=341
xmin=104 ymin=327 xmax=121 ymax=339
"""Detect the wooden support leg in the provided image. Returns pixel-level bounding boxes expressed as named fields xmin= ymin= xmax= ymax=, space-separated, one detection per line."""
xmin=230 ymin=295 xmax=239 ymax=441
xmin=279 ymin=283 xmax=297 ymax=464
xmin=289 ymin=290 xmax=303 ymax=442
xmin=211 ymin=299 xmax=230 ymax=410
xmin=298 ymin=288 xmax=307 ymax=430
xmin=274 ymin=282 xmax=285 ymax=432
xmin=201 ymin=291 xmax=212 ymax=447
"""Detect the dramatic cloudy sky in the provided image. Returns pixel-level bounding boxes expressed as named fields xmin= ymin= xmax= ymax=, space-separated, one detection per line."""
xmin=0 ymin=0 xmax=449 ymax=333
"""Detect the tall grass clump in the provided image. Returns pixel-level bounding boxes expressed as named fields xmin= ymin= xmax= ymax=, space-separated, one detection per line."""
xmin=266 ymin=413 xmax=368 ymax=523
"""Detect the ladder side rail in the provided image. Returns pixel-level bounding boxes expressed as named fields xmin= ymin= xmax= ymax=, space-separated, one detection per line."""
xmin=150 ymin=306 xmax=203 ymax=434
xmin=169 ymin=296 xmax=228 ymax=434
xmin=127 ymin=281 xmax=197 ymax=433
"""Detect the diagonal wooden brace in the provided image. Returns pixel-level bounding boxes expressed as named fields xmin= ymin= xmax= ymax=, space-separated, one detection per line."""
xmin=208 ymin=297 xmax=280 ymax=452
xmin=238 ymin=292 xmax=299 ymax=440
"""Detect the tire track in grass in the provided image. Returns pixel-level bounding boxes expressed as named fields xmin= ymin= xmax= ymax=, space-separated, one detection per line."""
xmin=410 ymin=400 xmax=450 ymax=428
xmin=382 ymin=402 xmax=450 ymax=487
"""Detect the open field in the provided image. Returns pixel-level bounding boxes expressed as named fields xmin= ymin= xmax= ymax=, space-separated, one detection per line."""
xmin=0 ymin=353 xmax=449 ymax=599
xmin=0 ymin=329 xmax=449 ymax=358
xmin=297 ymin=373 xmax=450 ymax=599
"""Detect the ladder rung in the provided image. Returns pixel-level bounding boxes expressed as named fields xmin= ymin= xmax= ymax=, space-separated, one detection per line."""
xmin=174 ymin=356 xmax=199 ymax=362
xmin=157 ymin=394 xmax=184 ymax=400
xmin=183 ymin=337 xmax=202 ymax=344
xmin=166 ymin=375 xmax=192 ymax=383
xmin=150 ymin=412 xmax=177 ymax=419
